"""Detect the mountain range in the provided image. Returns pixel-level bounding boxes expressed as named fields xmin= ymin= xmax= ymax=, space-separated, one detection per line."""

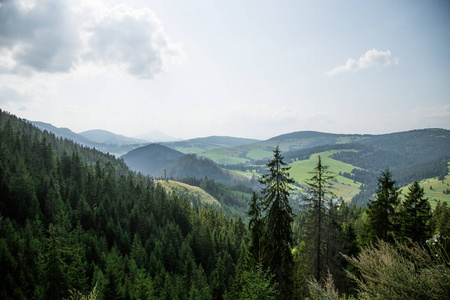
xmin=31 ymin=121 xmax=152 ymax=155
xmin=29 ymin=118 xmax=450 ymax=205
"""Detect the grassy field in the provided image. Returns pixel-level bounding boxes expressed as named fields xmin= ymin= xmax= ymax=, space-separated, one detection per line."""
xmin=173 ymin=146 xmax=208 ymax=154
xmin=229 ymin=150 xmax=362 ymax=202
xmin=246 ymin=149 xmax=273 ymax=160
xmin=200 ymin=149 xmax=249 ymax=165
xmin=399 ymin=163 xmax=450 ymax=208
xmin=155 ymin=180 xmax=221 ymax=207
xmin=289 ymin=150 xmax=361 ymax=202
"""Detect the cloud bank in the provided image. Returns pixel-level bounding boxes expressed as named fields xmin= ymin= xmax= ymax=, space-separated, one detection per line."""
xmin=0 ymin=0 xmax=184 ymax=78
xmin=326 ymin=49 xmax=397 ymax=76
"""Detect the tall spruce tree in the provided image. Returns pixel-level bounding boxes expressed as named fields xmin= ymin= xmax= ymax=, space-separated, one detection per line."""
xmin=248 ymin=192 xmax=263 ymax=264
xmin=366 ymin=168 xmax=400 ymax=243
xmin=304 ymin=155 xmax=335 ymax=282
xmin=399 ymin=181 xmax=431 ymax=244
xmin=259 ymin=146 xmax=294 ymax=299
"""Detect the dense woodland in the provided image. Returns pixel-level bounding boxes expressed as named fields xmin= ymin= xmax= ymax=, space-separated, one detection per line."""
xmin=1 ymin=109 xmax=449 ymax=299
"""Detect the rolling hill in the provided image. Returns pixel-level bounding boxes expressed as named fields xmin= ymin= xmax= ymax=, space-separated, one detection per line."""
xmin=162 ymin=136 xmax=260 ymax=154
xmin=200 ymin=129 xmax=450 ymax=168
xmin=198 ymin=131 xmax=370 ymax=165
xmin=215 ymin=129 xmax=450 ymax=205
xmin=164 ymin=154 xmax=251 ymax=186
xmin=121 ymin=144 xmax=184 ymax=176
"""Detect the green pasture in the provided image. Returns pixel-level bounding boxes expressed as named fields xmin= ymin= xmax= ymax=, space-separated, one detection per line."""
xmin=174 ymin=146 xmax=212 ymax=154
xmin=230 ymin=150 xmax=362 ymax=202
xmin=232 ymin=170 xmax=254 ymax=179
xmin=289 ymin=150 xmax=361 ymax=186
xmin=200 ymin=149 xmax=249 ymax=165
xmin=246 ymin=149 xmax=273 ymax=160
xmin=399 ymin=163 xmax=450 ymax=208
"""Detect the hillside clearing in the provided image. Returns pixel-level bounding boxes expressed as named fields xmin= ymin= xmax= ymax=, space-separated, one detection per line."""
xmin=155 ymin=180 xmax=221 ymax=207
xmin=400 ymin=162 xmax=450 ymax=208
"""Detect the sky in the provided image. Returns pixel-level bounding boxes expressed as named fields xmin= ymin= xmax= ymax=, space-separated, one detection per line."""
xmin=0 ymin=0 xmax=449 ymax=140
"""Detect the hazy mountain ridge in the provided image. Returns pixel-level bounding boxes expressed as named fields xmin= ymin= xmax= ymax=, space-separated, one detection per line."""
xmin=31 ymin=121 xmax=147 ymax=155
xmin=134 ymin=131 xmax=180 ymax=142
xmin=79 ymin=129 xmax=147 ymax=145
xmin=32 ymin=121 xmax=94 ymax=145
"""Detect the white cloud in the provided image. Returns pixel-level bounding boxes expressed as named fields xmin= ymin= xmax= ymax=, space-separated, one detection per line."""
xmin=0 ymin=0 xmax=79 ymax=74
xmin=85 ymin=5 xmax=184 ymax=79
xmin=326 ymin=49 xmax=396 ymax=76
xmin=0 ymin=0 xmax=184 ymax=78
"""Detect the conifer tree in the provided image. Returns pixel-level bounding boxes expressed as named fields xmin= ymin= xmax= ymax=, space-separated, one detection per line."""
xmin=304 ymin=155 xmax=335 ymax=282
xmin=366 ymin=168 xmax=400 ymax=243
xmin=399 ymin=181 xmax=431 ymax=244
xmin=248 ymin=192 xmax=263 ymax=264
xmin=259 ymin=146 xmax=294 ymax=299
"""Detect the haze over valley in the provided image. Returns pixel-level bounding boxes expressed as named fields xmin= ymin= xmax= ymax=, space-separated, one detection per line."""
xmin=27 ymin=118 xmax=450 ymax=207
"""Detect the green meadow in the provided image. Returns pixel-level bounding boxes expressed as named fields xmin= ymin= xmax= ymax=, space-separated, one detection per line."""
xmin=246 ymin=148 xmax=273 ymax=160
xmin=288 ymin=150 xmax=361 ymax=202
xmin=200 ymin=148 xmax=249 ymax=165
xmin=230 ymin=150 xmax=362 ymax=202
xmin=400 ymin=163 xmax=450 ymax=208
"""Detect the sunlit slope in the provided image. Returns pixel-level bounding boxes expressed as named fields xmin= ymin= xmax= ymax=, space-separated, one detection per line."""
xmin=163 ymin=136 xmax=260 ymax=154
xmin=400 ymin=162 xmax=450 ymax=208
xmin=200 ymin=131 xmax=368 ymax=165
xmin=289 ymin=150 xmax=362 ymax=202
xmin=230 ymin=150 xmax=362 ymax=202
xmin=155 ymin=180 xmax=221 ymax=207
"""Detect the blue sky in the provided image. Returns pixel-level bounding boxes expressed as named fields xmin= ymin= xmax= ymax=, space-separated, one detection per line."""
xmin=0 ymin=0 xmax=449 ymax=140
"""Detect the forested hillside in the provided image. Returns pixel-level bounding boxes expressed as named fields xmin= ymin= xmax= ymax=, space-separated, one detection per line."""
xmin=121 ymin=144 xmax=184 ymax=176
xmin=31 ymin=121 xmax=146 ymax=155
xmin=165 ymin=154 xmax=252 ymax=187
xmin=0 ymin=110 xmax=247 ymax=299
xmin=221 ymin=130 xmax=450 ymax=206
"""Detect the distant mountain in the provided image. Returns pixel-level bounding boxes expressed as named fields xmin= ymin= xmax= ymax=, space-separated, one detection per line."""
xmin=164 ymin=154 xmax=249 ymax=186
xmin=329 ymin=129 xmax=450 ymax=184
xmin=134 ymin=131 xmax=180 ymax=142
xmin=31 ymin=121 xmax=145 ymax=155
xmin=32 ymin=121 xmax=94 ymax=145
xmin=163 ymin=136 xmax=261 ymax=154
xmin=267 ymin=131 xmax=369 ymax=149
xmin=79 ymin=129 xmax=147 ymax=145
xmin=121 ymin=144 xmax=184 ymax=176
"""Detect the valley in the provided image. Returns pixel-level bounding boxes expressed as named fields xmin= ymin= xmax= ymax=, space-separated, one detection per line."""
xmin=1 ymin=109 xmax=449 ymax=299
xmin=29 ymin=117 xmax=450 ymax=206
